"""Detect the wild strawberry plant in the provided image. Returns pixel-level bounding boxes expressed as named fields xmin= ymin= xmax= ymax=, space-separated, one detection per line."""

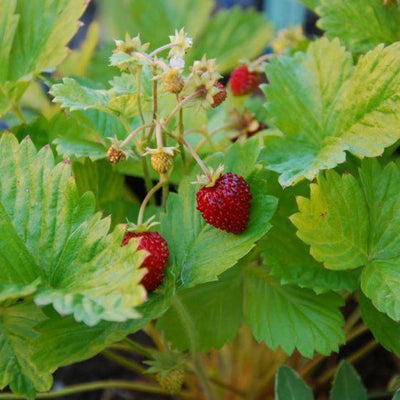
xmin=0 ymin=0 xmax=400 ymax=399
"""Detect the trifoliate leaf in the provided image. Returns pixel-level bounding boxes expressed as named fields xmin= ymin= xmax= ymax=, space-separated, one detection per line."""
xmin=275 ymin=366 xmax=314 ymax=400
xmin=261 ymin=38 xmax=400 ymax=186
xmin=316 ymin=0 xmax=400 ymax=54
xmin=291 ymin=160 xmax=400 ymax=320
xmin=259 ymin=174 xmax=360 ymax=294
xmin=0 ymin=133 xmax=146 ymax=326
xmin=330 ymin=361 xmax=367 ymax=400
xmin=0 ymin=303 xmax=52 ymax=399
xmin=157 ymin=266 xmax=242 ymax=352
xmin=244 ymin=265 xmax=345 ymax=358
xmin=359 ymin=291 xmax=400 ymax=357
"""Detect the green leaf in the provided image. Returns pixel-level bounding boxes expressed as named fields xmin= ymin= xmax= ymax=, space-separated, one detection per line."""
xmin=72 ymin=158 xmax=140 ymax=228
xmin=300 ymin=0 xmax=319 ymax=9
xmin=316 ymin=0 xmax=400 ymax=54
xmin=0 ymin=0 xmax=86 ymax=116
xmin=330 ymin=361 xmax=367 ymax=400
xmin=394 ymin=390 xmax=400 ymax=400
xmin=187 ymin=7 xmax=272 ymax=73
xmin=97 ymin=0 xmax=213 ymax=50
xmin=33 ymin=267 xmax=176 ymax=374
xmin=275 ymin=366 xmax=314 ymax=400
xmin=260 ymin=173 xmax=360 ymax=294
xmin=50 ymin=78 xmax=113 ymax=113
xmin=29 ymin=110 xmax=126 ymax=160
xmin=0 ymin=133 xmax=146 ymax=326
xmin=161 ymin=169 xmax=277 ymax=288
xmin=0 ymin=303 xmax=52 ymax=398
xmin=359 ymin=291 xmax=400 ymax=357
xmin=0 ymin=0 xmax=19 ymax=82
xmin=291 ymin=160 xmax=400 ymax=320
xmin=261 ymin=38 xmax=400 ymax=186
xmin=244 ymin=265 xmax=345 ymax=358
xmin=157 ymin=266 xmax=242 ymax=352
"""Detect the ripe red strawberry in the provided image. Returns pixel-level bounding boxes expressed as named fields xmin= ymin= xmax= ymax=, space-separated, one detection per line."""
xmin=229 ymin=65 xmax=261 ymax=96
xmin=196 ymin=172 xmax=252 ymax=234
xmin=122 ymin=232 xmax=169 ymax=291
xmin=211 ymin=82 xmax=227 ymax=108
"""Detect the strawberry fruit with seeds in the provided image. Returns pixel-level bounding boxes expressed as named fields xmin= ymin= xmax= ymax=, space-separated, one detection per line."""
xmin=196 ymin=171 xmax=252 ymax=234
xmin=122 ymin=231 xmax=169 ymax=291
xmin=229 ymin=65 xmax=261 ymax=96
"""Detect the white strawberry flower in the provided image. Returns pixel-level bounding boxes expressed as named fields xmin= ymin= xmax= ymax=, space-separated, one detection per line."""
xmin=168 ymin=28 xmax=193 ymax=59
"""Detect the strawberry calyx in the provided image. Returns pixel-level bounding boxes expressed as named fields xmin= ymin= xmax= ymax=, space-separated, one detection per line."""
xmin=126 ymin=215 xmax=160 ymax=233
xmin=192 ymin=164 xmax=225 ymax=187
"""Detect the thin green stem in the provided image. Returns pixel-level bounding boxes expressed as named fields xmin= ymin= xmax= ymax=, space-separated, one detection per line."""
xmin=120 ymin=123 xmax=153 ymax=148
xmin=141 ymin=156 xmax=154 ymax=204
xmin=12 ymin=104 xmax=27 ymax=124
xmin=137 ymin=178 xmax=166 ymax=225
xmin=123 ymin=338 xmax=154 ymax=358
xmin=149 ymin=43 xmax=176 ymax=57
xmin=162 ymin=174 xmax=169 ymax=212
xmin=317 ymin=340 xmax=378 ymax=385
xmin=180 ymin=137 xmax=212 ymax=181
xmin=164 ymin=89 xmax=205 ymax=128
xmin=172 ymin=295 xmax=214 ymax=400
xmin=102 ymin=350 xmax=146 ymax=375
xmin=178 ymin=105 xmax=188 ymax=174
xmin=119 ymin=117 xmax=143 ymax=154
xmin=137 ymin=65 xmax=146 ymax=125
xmin=0 ymin=380 xmax=195 ymax=399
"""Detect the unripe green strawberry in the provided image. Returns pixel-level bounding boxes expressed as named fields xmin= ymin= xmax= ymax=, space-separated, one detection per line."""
xmin=107 ymin=146 xmax=126 ymax=163
xmin=156 ymin=367 xmax=185 ymax=394
xmin=163 ymin=68 xmax=184 ymax=94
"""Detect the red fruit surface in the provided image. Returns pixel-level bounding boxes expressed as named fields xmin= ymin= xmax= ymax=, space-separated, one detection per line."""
xmin=229 ymin=65 xmax=261 ymax=96
xmin=196 ymin=172 xmax=252 ymax=234
xmin=211 ymin=82 xmax=227 ymax=108
xmin=122 ymin=231 xmax=169 ymax=291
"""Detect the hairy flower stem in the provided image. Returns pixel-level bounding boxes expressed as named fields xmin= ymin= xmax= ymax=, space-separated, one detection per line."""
xmin=164 ymin=89 xmax=205 ymax=128
xmin=0 ymin=381 xmax=196 ymax=399
xmin=149 ymin=42 xmax=178 ymax=57
xmin=180 ymin=136 xmax=212 ymax=182
xmin=137 ymin=177 xmax=166 ymax=226
xmin=120 ymin=123 xmax=153 ymax=148
xmin=253 ymin=53 xmax=273 ymax=65
xmin=172 ymin=296 xmax=215 ymax=400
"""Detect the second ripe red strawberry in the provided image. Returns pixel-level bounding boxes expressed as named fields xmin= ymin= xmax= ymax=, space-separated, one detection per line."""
xmin=229 ymin=65 xmax=261 ymax=96
xmin=196 ymin=172 xmax=252 ymax=234
xmin=122 ymin=231 xmax=169 ymax=291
